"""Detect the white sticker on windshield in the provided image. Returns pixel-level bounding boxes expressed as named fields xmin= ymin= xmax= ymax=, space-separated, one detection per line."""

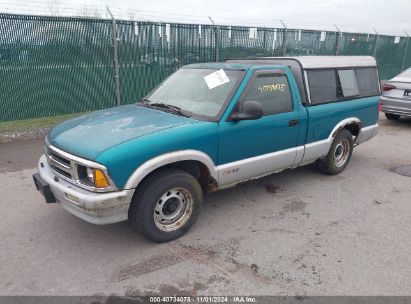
xmin=204 ymin=69 xmax=230 ymax=89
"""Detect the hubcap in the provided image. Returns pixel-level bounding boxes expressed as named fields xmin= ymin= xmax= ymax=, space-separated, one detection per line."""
xmin=153 ymin=188 xmax=194 ymax=232
xmin=334 ymin=138 xmax=350 ymax=167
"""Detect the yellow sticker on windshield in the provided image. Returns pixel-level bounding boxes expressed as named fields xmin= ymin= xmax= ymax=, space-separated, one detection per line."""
xmin=204 ymin=69 xmax=230 ymax=89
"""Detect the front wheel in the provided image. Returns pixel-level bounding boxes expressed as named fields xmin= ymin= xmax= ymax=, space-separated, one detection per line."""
xmin=317 ymin=129 xmax=354 ymax=175
xmin=128 ymin=168 xmax=203 ymax=242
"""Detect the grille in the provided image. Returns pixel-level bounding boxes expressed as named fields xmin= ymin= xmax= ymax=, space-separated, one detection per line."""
xmin=45 ymin=145 xmax=74 ymax=180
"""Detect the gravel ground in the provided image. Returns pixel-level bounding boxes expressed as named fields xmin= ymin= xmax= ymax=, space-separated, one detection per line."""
xmin=0 ymin=128 xmax=49 ymax=144
xmin=0 ymin=113 xmax=410 ymax=296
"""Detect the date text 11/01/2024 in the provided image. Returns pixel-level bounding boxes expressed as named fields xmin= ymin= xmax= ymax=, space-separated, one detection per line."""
xmin=149 ymin=296 xmax=257 ymax=302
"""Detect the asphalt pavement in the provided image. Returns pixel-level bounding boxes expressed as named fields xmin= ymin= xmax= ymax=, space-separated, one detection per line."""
xmin=0 ymin=114 xmax=410 ymax=296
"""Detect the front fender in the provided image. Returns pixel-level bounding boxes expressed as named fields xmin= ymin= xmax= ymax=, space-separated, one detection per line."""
xmin=123 ymin=150 xmax=218 ymax=189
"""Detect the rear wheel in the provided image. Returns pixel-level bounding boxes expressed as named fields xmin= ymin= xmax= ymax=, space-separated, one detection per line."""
xmin=317 ymin=129 xmax=354 ymax=175
xmin=385 ymin=113 xmax=401 ymax=120
xmin=128 ymin=168 xmax=203 ymax=242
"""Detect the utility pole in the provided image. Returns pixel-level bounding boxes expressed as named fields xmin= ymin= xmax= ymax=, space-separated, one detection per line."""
xmin=401 ymin=31 xmax=409 ymax=71
xmin=334 ymin=24 xmax=341 ymax=55
xmin=208 ymin=16 xmax=219 ymax=62
xmin=107 ymin=6 xmax=121 ymax=106
xmin=280 ymin=20 xmax=287 ymax=56
xmin=372 ymin=27 xmax=379 ymax=58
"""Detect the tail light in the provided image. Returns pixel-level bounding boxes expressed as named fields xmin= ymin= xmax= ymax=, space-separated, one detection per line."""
xmin=377 ymin=101 xmax=382 ymax=112
xmin=382 ymin=83 xmax=396 ymax=91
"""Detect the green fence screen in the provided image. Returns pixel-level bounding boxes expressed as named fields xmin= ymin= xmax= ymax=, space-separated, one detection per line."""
xmin=1 ymin=13 xmax=410 ymax=122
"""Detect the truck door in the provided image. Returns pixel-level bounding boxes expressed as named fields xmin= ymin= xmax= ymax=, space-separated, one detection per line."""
xmin=217 ymin=69 xmax=303 ymax=187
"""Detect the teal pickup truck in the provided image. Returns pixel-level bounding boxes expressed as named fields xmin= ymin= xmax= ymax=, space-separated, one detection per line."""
xmin=33 ymin=56 xmax=380 ymax=242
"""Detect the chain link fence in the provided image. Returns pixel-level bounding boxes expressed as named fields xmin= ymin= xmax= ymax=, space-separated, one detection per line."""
xmin=1 ymin=13 xmax=410 ymax=122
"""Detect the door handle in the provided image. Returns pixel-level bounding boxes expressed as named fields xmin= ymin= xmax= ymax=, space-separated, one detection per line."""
xmin=288 ymin=119 xmax=299 ymax=127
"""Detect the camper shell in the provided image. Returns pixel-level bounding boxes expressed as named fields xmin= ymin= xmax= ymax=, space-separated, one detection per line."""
xmin=227 ymin=56 xmax=380 ymax=105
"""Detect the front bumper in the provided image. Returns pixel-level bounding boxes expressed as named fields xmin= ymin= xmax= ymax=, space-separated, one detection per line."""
xmin=35 ymin=154 xmax=134 ymax=224
xmin=381 ymin=96 xmax=411 ymax=117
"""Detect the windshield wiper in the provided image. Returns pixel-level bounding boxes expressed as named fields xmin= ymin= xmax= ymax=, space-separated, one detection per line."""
xmin=150 ymin=103 xmax=191 ymax=118
xmin=137 ymin=99 xmax=191 ymax=118
xmin=137 ymin=98 xmax=151 ymax=106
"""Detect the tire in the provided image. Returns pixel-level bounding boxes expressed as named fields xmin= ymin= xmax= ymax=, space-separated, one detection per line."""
xmin=128 ymin=167 xmax=203 ymax=242
xmin=317 ymin=129 xmax=354 ymax=175
xmin=385 ymin=113 xmax=401 ymax=120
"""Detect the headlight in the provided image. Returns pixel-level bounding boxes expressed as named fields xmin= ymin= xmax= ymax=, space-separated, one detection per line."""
xmin=87 ymin=167 xmax=94 ymax=182
xmin=78 ymin=165 xmax=111 ymax=189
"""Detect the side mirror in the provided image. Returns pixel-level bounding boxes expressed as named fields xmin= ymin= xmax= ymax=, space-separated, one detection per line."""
xmin=231 ymin=100 xmax=263 ymax=122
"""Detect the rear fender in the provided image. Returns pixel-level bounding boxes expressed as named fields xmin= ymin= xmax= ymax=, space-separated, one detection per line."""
xmin=299 ymin=117 xmax=362 ymax=166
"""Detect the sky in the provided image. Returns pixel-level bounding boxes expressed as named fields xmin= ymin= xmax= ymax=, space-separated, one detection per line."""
xmin=1 ymin=0 xmax=411 ymax=35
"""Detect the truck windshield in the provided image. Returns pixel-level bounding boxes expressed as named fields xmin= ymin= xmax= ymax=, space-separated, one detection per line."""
xmin=143 ymin=68 xmax=244 ymax=120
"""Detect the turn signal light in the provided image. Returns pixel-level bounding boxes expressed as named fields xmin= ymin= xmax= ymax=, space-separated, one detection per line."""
xmin=94 ymin=169 xmax=110 ymax=188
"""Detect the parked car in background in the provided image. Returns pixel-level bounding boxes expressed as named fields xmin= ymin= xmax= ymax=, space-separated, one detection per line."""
xmin=381 ymin=67 xmax=411 ymax=120
xmin=33 ymin=56 xmax=380 ymax=242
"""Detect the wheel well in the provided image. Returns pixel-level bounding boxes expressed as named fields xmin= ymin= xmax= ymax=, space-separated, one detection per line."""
xmin=343 ymin=122 xmax=361 ymax=137
xmin=137 ymin=160 xmax=217 ymax=193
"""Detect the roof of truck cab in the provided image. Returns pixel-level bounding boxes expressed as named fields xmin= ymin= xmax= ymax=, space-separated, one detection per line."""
xmin=183 ymin=62 xmax=286 ymax=71
xmin=227 ymin=56 xmax=377 ymax=69
xmin=183 ymin=62 xmax=256 ymax=70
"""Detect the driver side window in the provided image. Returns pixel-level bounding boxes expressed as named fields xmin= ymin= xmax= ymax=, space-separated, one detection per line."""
xmin=241 ymin=73 xmax=293 ymax=116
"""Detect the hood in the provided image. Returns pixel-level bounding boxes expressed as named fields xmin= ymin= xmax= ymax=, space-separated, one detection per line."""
xmin=48 ymin=105 xmax=197 ymax=160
